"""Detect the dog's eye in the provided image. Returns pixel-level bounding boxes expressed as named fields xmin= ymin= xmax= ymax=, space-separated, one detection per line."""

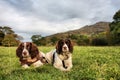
xmin=27 ymin=45 xmax=30 ymax=49
xmin=65 ymin=41 xmax=69 ymax=44
xmin=26 ymin=45 xmax=29 ymax=47
xmin=22 ymin=45 xmax=24 ymax=48
xmin=42 ymin=57 xmax=45 ymax=59
xmin=61 ymin=41 xmax=64 ymax=44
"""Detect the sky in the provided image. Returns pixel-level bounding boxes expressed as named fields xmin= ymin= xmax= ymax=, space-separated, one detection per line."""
xmin=0 ymin=0 xmax=120 ymax=41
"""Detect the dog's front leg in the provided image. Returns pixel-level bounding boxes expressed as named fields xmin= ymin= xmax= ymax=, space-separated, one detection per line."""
xmin=22 ymin=64 xmax=29 ymax=68
xmin=27 ymin=58 xmax=37 ymax=63
xmin=32 ymin=60 xmax=43 ymax=67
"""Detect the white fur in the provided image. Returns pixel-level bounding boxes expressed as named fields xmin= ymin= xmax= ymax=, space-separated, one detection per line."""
xmin=32 ymin=60 xmax=43 ymax=68
xmin=45 ymin=50 xmax=55 ymax=64
xmin=40 ymin=51 xmax=46 ymax=58
xmin=46 ymin=49 xmax=73 ymax=71
xmin=22 ymin=42 xmax=29 ymax=57
xmin=62 ymin=43 xmax=69 ymax=52
xmin=22 ymin=64 xmax=29 ymax=68
xmin=32 ymin=51 xmax=46 ymax=67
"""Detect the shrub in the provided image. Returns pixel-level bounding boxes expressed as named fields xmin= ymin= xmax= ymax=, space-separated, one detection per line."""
xmin=91 ymin=38 xmax=108 ymax=46
xmin=2 ymin=34 xmax=19 ymax=46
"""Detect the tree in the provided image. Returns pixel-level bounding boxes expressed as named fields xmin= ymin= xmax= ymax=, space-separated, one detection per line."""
xmin=31 ymin=35 xmax=42 ymax=45
xmin=91 ymin=38 xmax=108 ymax=46
xmin=0 ymin=30 xmax=5 ymax=45
xmin=77 ymin=35 xmax=89 ymax=46
xmin=106 ymin=28 xmax=112 ymax=45
xmin=39 ymin=37 xmax=47 ymax=46
xmin=113 ymin=10 xmax=120 ymax=22
xmin=0 ymin=26 xmax=14 ymax=35
xmin=109 ymin=10 xmax=120 ymax=45
xmin=50 ymin=36 xmax=59 ymax=45
xmin=2 ymin=34 xmax=19 ymax=47
xmin=69 ymin=34 xmax=78 ymax=40
xmin=0 ymin=26 xmax=23 ymax=46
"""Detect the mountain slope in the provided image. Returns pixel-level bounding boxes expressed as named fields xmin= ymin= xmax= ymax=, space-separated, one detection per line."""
xmin=46 ymin=21 xmax=110 ymax=39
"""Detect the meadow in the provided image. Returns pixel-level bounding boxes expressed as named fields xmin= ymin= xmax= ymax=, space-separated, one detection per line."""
xmin=0 ymin=46 xmax=120 ymax=80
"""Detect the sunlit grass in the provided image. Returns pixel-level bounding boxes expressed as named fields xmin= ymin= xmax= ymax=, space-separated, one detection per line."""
xmin=0 ymin=46 xmax=120 ymax=80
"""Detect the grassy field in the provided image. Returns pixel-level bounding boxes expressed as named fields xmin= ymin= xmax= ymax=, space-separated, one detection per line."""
xmin=0 ymin=46 xmax=120 ymax=80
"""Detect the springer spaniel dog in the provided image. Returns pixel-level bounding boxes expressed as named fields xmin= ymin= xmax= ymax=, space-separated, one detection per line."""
xmin=16 ymin=42 xmax=47 ymax=68
xmin=46 ymin=39 xmax=73 ymax=71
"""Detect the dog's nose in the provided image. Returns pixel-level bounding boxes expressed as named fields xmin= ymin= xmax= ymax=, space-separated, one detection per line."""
xmin=63 ymin=47 xmax=67 ymax=50
xmin=23 ymin=52 xmax=27 ymax=55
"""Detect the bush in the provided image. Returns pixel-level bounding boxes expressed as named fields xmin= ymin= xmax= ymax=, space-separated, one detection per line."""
xmin=91 ymin=38 xmax=108 ymax=46
xmin=2 ymin=34 xmax=19 ymax=46
xmin=0 ymin=31 xmax=5 ymax=45
xmin=77 ymin=38 xmax=89 ymax=46
xmin=50 ymin=36 xmax=59 ymax=45
xmin=77 ymin=35 xmax=90 ymax=46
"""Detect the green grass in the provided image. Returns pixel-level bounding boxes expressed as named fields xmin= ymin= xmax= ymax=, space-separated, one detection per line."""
xmin=0 ymin=46 xmax=120 ymax=80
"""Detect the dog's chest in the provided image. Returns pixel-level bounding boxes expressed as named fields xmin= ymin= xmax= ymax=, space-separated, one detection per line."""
xmin=22 ymin=56 xmax=31 ymax=60
xmin=58 ymin=52 xmax=70 ymax=60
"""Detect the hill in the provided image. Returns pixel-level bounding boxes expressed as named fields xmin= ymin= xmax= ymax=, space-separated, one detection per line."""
xmin=44 ymin=21 xmax=110 ymax=43
xmin=66 ymin=21 xmax=110 ymax=35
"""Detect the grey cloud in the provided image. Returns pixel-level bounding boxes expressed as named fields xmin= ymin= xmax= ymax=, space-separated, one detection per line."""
xmin=4 ymin=0 xmax=118 ymax=23
xmin=111 ymin=0 xmax=120 ymax=10
xmin=4 ymin=0 xmax=33 ymax=11
xmin=1 ymin=0 xmax=119 ymax=24
xmin=0 ymin=0 xmax=120 ymax=41
xmin=5 ymin=0 xmax=113 ymax=22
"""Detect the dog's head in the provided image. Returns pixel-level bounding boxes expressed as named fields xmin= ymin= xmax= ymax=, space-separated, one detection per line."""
xmin=16 ymin=42 xmax=39 ymax=59
xmin=56 ymin=39 xmax=73 ymax=54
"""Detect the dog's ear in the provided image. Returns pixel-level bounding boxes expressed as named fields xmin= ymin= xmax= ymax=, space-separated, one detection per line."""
xmin=56 ymin=39 xmax=63 ymax=54
xmin=16 ymin=43 xmax=23 ymax=58
xmin=67 ymin=39 xmax=73 ymax=53
xmin=29 ymin=42 xmax=39 ymax=58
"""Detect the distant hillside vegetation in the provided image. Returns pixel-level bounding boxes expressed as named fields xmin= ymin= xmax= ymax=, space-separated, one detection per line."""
xmin=47 ymin=21 xmax=109 ymax=37
xmin=43 ymin=22 xmax=109 ymax=45
xmin=31 ymin=21 xmax=110 ymax=46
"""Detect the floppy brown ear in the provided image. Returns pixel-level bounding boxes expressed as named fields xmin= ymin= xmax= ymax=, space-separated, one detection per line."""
xmin=68 ymin=39 xmax=73 ymax=53
xmin=29 ymin=42 xmax=39 ymax=59
xmin=16 ymin=43 xmax=23 ymax=58
xmin=56 ymin=41 xmax=59 ymax=53
xmin=56 ymin=40 xmax=62 ymax=54
xmin=70 ymin=41 xmax=73 ymax=53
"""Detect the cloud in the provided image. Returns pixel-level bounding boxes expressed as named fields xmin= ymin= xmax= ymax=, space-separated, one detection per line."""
xmin=0 ymin=0 xmax=119 ymax=41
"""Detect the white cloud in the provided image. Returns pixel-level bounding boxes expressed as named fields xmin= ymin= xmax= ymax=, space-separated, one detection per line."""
xmin=0 ymin=0 xmax=119 ymax=41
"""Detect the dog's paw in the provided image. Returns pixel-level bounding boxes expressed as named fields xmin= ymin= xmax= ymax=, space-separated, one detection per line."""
xmin=22 ymin=64 xmax=29 ymax=68
xmin=32 ymin=60 xmax=43 ymax=67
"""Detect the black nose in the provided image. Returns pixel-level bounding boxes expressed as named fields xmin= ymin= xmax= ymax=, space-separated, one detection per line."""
xmin=63 ymin=47 xmax=67 ymax=50
xmin=23 ymin=52 xmax=27 ymax=55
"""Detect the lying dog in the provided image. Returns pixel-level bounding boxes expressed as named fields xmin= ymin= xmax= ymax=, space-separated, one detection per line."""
xmin=16 ymin=42 xmax=47 ymax=68
xmin=46 ymin=39 xmax=73 ymax=71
